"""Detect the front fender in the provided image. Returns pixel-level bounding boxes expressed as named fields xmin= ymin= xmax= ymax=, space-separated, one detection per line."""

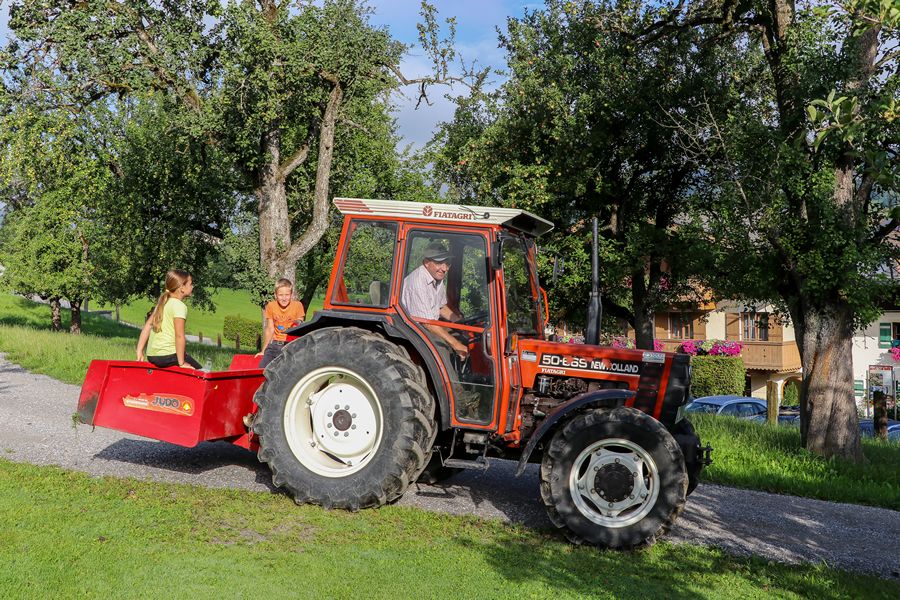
xmin=514 ymin=389 xmax=635 ymax=476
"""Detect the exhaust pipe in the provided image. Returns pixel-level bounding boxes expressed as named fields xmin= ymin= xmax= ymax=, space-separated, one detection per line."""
xmin=585 ymin=217 xmax=602 ymax=345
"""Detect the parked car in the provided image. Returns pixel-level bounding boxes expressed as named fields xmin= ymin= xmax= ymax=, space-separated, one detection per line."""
xmin=858 ymin=419 xmax=900 ymax=442
xmin=747 ymin=413 xmax=801 ymax=427
xmin=685 ymin=395 xmax=767 ymax=418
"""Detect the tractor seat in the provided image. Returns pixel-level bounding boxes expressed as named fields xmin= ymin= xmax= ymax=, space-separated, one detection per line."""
xmin=369 ymin=280 xmax=389 ymax=306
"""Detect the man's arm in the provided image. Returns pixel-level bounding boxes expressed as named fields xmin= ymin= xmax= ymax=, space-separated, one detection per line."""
xmin=439 ymin=304 xmax=461 ymax=322
xmin=426 ymin=323 xmax=468 ymax=358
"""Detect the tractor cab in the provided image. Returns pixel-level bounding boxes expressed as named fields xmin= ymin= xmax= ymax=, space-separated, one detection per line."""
xmin=323 ymin=198 xmax=553 ymax=429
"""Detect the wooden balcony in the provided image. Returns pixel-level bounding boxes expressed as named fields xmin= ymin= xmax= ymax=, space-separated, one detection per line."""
xmin=658 ymin=339 xmax=802 ymax=372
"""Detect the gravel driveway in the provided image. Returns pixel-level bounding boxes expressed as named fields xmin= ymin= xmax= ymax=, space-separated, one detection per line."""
xmin=1 ymin=355 xmax=898 ymax=580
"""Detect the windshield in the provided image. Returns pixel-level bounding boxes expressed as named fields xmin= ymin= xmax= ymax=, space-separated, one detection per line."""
xmin=502 ymin=236 xmax=542 ymax=336
xmin=685 ymin=402 xmax=718 ymax=414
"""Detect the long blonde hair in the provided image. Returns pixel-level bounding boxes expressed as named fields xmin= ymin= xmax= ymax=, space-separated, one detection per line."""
xmin=149 ymin=269 xmax=191 ymax=333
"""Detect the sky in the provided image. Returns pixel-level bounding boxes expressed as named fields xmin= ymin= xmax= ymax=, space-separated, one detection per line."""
xmin=368 ymin=0 xmax=537 ymax=150
xmin=0 ymin=0 xmax=538 ymax=150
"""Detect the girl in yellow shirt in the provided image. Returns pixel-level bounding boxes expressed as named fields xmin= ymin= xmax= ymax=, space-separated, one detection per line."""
xmin=136 ymin=269 xmax=201 ymax=369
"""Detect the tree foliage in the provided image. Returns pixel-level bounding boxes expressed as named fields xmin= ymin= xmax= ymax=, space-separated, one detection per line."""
xmin=647 ymin=0 xmax=899 ymax=460
xmin=427 ymin=0 xmax=727 ymax=347
xmin=4 ymin=0 xmax=476 ymax=284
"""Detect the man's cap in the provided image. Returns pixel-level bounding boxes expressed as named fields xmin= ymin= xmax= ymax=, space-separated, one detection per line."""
xmin=422 ymin=241 xmax=451 ymax=263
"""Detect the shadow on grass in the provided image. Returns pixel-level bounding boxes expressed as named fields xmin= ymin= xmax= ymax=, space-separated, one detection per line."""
xmin=457 ymin=526 xmax=897 ymax=599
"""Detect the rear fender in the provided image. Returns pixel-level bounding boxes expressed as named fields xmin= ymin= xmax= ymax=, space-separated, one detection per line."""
xmin=287 ymin=311 xmax=452 ymax=430
xmin=514 ymin=389 xmax=635 ymax=476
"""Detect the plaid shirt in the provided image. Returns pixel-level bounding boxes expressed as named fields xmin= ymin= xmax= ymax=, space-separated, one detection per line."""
xmin=401 ymin=265 xmax=447 ymax=320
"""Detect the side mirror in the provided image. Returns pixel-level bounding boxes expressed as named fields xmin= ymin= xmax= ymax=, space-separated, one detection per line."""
xmin=552 ymin=257 xmax=565 ymax=284
xmin=491 ymin=239 xmax=504 ymax=270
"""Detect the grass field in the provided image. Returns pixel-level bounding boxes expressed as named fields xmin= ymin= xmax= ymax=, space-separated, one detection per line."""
xmin=691 ymin=414 xmax=900 ymax=511
xmin=0 ymin=295 xmax=244 ymax=380
xmin=94 ymin=288 xmax=325 ymax=340
xmin=1 ymin=459 xmax=896 ymax=600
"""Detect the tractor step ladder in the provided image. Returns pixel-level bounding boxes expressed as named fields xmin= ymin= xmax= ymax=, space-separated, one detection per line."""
xmin=442 ymin=456 xmax=490 ymax=470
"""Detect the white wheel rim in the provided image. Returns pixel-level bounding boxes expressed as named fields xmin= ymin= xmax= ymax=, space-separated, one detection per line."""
xmin=283 ymin=366 xmax=383 ymax=478
xmin=568 ymin=438 xmax=660 ymax=528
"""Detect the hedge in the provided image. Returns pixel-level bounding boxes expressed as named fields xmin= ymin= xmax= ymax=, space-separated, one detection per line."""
xmin=222 ymin=314 xmax=261 ymax=349
xmin=690 ymin=355 xmax=746 ymax=398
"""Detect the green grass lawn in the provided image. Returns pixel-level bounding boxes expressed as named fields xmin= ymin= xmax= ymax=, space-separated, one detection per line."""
xmin=1 ymin=459 xmax=895 ymax=600
xmin=94 ymin=288 xmax=325 ymax=340
xmin=692 ymin=414 xmax=900 ymax=511
xmin=0 ymin=295 xmax=244 ymax=381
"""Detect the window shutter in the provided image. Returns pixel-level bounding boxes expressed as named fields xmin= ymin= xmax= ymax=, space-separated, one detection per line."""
xmin=725 ymin=313 xmax=740 ymax=340
xmin=879 ymin=323 xmax=892 ymax=348
xmin=693 ymin=313 xmax=707 ymax=339
xmin=767 ymin=318 xmax=783 ymax=342
xmin=655 ymin=313 xmax=668 ymax=339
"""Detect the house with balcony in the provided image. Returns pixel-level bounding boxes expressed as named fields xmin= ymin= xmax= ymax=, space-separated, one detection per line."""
xmin=633 ymin=301 xmax=803 ymax=403
xmin=852 ymin=307 xmax=900 ymax=415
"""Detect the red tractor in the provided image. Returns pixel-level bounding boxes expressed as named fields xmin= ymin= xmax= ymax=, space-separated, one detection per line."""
xmin=78 ymin=198 xmax=710 ymax=549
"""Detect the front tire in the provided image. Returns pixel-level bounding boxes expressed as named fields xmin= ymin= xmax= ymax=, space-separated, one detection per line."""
xmin=253 ymin=327 xmax=435 ymax=510
xmin=540 ymin=407 xmax=688 ymax=548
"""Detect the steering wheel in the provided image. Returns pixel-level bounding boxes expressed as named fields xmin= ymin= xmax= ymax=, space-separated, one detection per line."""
xmin=455 ymin=312 xmax=489 ymax=327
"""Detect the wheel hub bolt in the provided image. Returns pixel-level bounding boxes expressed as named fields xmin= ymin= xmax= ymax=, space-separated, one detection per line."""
xmin=614 ymin=458 xmax=620 ymax=464
xmin=344 ymin=432 xmax=349 ymax=437
xmin=608 ymin=502 xmax=613 ymax=508
xmin=334 ymin=432 xmax=339 ymax=436
xmin=351 ymin=413 xmax=356 ymax=418
xmin=327 ymin=423 xmax=332 ymax=428
xmin=334 ymin=405 xmax=340 ymax=409
xmin=593 ymin=466 xmax=599 ymax=471
xmin=327 ymin=412 xmax=333 ymax=417
xmin=351 ymin=425 xmax=357 ymax=430
xmin=344 ymin=405 xmax=349 ymax=410
xmin=577 ymin=483 xmax=584 ymax=490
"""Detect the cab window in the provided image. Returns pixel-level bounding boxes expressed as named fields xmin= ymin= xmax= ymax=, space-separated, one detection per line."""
xmin=502 ymin=237 xmax=541 ymax=335
xmin=332 ymin=220 xmax=397 ymax=307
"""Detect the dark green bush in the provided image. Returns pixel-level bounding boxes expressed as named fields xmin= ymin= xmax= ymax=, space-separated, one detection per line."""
xmin=783 ymin=379 xmax=800 ymax=407
xmin=222 ymin=314 xmax=261 ymax=349
xmin=690 ymin=355 xmax=746 ymax=397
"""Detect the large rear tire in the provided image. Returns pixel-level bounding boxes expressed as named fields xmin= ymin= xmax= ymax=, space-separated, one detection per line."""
xmin=540 ymin=407 xmax=687 ymax=548
xmin=253 ymin=327 xmax=435 ymax=510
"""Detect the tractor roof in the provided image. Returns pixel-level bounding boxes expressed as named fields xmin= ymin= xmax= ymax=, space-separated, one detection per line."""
xmin=333 ymin=198 xmax=554 ymax=237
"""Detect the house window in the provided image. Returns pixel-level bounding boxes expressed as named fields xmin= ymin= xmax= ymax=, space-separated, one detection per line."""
xmin=669 ymin=313 xmax=693 ymax=339
xmin=879 ymin=322 xmax=900 ymax=348
xmin=741 ymin=312 xmax=769 ymax=341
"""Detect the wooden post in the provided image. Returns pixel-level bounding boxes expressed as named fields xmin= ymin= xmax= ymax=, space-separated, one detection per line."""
xmin=235 ymin=333 xmax=240 ymax=350
xmin=217 ymin=334 xmax=222 ymax=348
xmin=256 ymin=333 xmax=262 ymax=352
xmin=199 ymin=331 xmax=203 ymax=343
xmin=873 ymin=391 xmax=888 ymax=440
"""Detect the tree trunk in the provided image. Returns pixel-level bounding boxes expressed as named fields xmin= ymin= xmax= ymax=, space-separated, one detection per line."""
xmin=795 ymin=304 xmax=863 ymax=462
xmin=255 ymin=80 xmax=343 ymax=283
xmin=50 ymin=297 xmax=62 ymax=332
xmin=301 ymin=279 xmax=323 ymax=312
xmin=69 ymin=298 xmax=82 ymax=334
xmin=256 ymin=126 xmax=293 ymax=281
xmin=631 ymin=271 xmax=655 ymax=351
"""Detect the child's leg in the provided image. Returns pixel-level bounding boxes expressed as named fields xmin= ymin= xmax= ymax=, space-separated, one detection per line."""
xmin=258 ymin=342 xmax=284 ymax=368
